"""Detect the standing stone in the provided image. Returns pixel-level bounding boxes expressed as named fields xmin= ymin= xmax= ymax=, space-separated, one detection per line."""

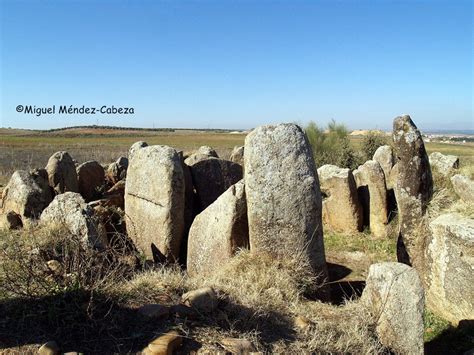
xmin=128 ymin=141 xmax=148 ymax=160
xmin=373 ymin=145 xmax=395 ymax=187
xmin=244 ymin=123 xmax=328 ymax=292
xmin=187 ymin=180 xmax=248 ymax=276
xmin=361 ymin=262 xmax=424 ymax=355
xmin=392 ymin=115 xmax=433 ymax=270
xmin=189 ymin=158 xmax=243 ymax=211
xmin=356 ymin=160 xmax=388 ymax=238
xmin=451 ymin=174 xmax=474 ymax=204
xmin=106 ymin=156 xmax=128 ymax=184
xmin=429 ymin=152 xmax=459 ymax=175
xmin=76 ymin=161 xmax=104 ymax=202
xmin=184 ymin=146 xmax=219 ymax=166
xmin=426 ymin=213 xmax=474 ymax=324
xmin=125 ymin=145 xmax=185 ymax=262
xmin=0 ymin=169 xmax=53 ymax=221
xmin=229 ymin=146 xmax=244 ymax=166
xmin=197 ymin=145 xmax=219 ymax=158
xmin=45 ymin=151 xmax=79 ymax=194
xmin=41 ymin=192 xmax=104 ymax=248
xmin=317 ymin=165 xmax=363 ymax=233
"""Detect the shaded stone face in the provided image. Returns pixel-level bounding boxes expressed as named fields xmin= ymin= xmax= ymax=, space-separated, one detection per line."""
xmin=317 ymin=164 xmax=363 ymax=234
xmin=229 ymin=145 xmax=244 ymax=167
xmin=187 ymin=180 xmax=248 ymax=276
xmin=392 ymin=115 xmax=433 ymax=270
xmin=426 ymin=213 xmax=474 ymax=325
xmin=244 ymin=123 xmax=328 ymax=297
xmin=76 ymin=160 xmax=105 ymax=202
xmin=125 ymin=145 xmax=185 ymax=263
xmin=45 ymin=151 xmax=79 ymax=194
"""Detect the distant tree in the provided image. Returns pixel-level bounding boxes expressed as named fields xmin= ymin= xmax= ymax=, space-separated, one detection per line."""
xmin=361 ymin=131 xmax=388 ymax=161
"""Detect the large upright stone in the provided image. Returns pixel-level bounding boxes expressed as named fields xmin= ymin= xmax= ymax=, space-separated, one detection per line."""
xmin=373 ymin=145 xmax=394 ymax=187
xmin=356 ymin=160 xmax=388 ymax=238
xmin=317 ymin=165 xmax=362 ymax=233
xmin=244 ymin=124 xmax=328 ymax=288
xmin=426 ymin=213 xmax=474 ymax=324
xmin=392 ymin=115 xmax=433 ymax=270
xmin=189 ymin=158 xmax=242 ymax=211
xmin=187 ymin=180 xmax=248 ymax=276
xmin=361 ymin=262 xmax=424 ymax=355
xmin=125 ymin=145 xmax=185 ymax=262
xmin=45 ymin=151 xmax=79 ymax=194
xmin=41 ymin=192 xmax=104 ymax=248
xmin=77 ymin=161 xmax=104 ymax=202
xmin=0 ymin=169 xmax=53 ymax=222
xmin=128 ymin=141 xmax=148 ymax=160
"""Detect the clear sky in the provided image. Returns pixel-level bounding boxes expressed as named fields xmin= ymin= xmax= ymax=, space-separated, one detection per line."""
xmin=0 ymin=0 xmax=472 ymax=131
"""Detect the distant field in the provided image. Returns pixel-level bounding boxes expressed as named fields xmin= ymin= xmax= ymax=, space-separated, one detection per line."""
xmin=1 ymin=127 xmax=473 ymax=188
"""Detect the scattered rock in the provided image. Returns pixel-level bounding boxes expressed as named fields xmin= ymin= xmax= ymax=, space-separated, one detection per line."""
xmin=220 ymin=338 xmax=256 ymax=354
xmin=392 ymin=115 xmax=433 ymax=270
xmin=318 ymin=164 xmax=363 ymax=233
xmin=187 ymin=180 xmax=249 ymax=276
xmin=41 ymin=192 xmax=104 ymax=248
xmin=76 ymin=160 xmax=104 ymax=202
xmin=181 ymin=287 xmax=218 ymax=313
xmin=144 ymin=330 xmax=182 ymax=355
xmin=451 ymin=174 xmax=474 ymax=204
xmin=0 ymin=169 xmax=53 ymax=221
xmin=137 ymin=304 xmax=170 ymax=319
xmin=372 ymin=145 xmax=394 ymax=187
xmin=106 ymin=156 xmax=128 ymax=184
xmin=38 ymin=341 xmax=60 ymax=355
xmin=362 ymin=262 xmax=424 ymax=355
xmin=229 ymin=145 xmax=244 ymax=166
xmin=129 ymin=141 xmax=148 ymax=160
xmin=189 ymin=157 xmax=243 ymax=211
xmin=426 ymin=213 xmax=474 ymax=324
xmin=125 ymin=145 xmax=185 ymax=262
xmin=45 ymin=151 xmax=79 ymax=194
xmin=429 ymin=152 xmax=459 ymax=175
xmin=244 ymin=123 xmax=328 ymax=297
xmin=47 ymin=260 xmax=62 ymax=274
xmin=355 ymin=160 xmax=388 ymax=238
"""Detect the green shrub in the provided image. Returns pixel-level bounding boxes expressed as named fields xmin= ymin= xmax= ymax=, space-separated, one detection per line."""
xmin=360 ymin=131 xmax=388 ymax=161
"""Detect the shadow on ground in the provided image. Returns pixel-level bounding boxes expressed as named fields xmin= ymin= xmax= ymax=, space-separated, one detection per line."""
xmin=425 ymin=319 xmax=474 ymax=355
xmin=326 ymin=262 xmax=366 ymax=305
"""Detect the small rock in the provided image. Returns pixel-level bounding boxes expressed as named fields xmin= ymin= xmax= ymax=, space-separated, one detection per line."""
xmin=294 ymin=315 xmax=311 ymax=331
xmin=47 ymin=260 xmax=62 ymax=274
xmin=38 ymin=341 xmax=60 ymax=355
xmin=145 ymin=330 xmax=182 ymax=354
xmin=220 ymin=338 xmax=256 ymax=354
xmin=181 ymin=287 xmax=218 ymax=313
xmin=137 ymin=304 xmax=170 ymax=319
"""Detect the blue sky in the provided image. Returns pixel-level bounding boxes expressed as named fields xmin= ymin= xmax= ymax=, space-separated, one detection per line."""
xmin=0 ymin=0 xmax=472 ymax=131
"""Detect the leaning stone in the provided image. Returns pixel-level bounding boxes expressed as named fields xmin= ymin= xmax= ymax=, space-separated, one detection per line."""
xmin=125 ymin=145 xmax=185 ymax=262
xmin=318 ymin=164 xmax=363 ymax=233
xmin=244 ymin=123 xmax=328 ymax=297
xmin=76 ymin=161 xmax=104 ymax=202
xmin=426 ymin=213 xmax=474 ymax=324
xmin=189 ymin=158 xmax=243 ymax=211
xmin=187 ymin=181 xmax=248 ymax=276
xmin=451 ymin=174 xmax=474 ymax=204
xmin=106 ymin=156 xmax=128 ymax=184
xmin=144 ymin=331 xmax=182 ymax=355
xmin=361 ymin=262 xmax=424 ymax=355
xmin=373 ymin=145 xmax=395 ymax=187
xmin=39 ymin=341 xmax=60 ymax=355
xmin=0 ymin=169 xmax=53 ymax=221
xmin=129 ymin=141 xmax=148 ymax=160
xmin=356 ymin=160 xmax=388 ymax=238
xmin=41 ymin=192 xmax=104 ymax=248
xmin=392 ymin=115 xmax=433 ymax=270
xmin=429 ymin=152 xmax=459 ymax=175
xmin=45 ymin=151 xmax=79 ymax=194
xmin=181 ymin=287 xmax=218 ymax=313
xmin=229 ymin=146 xmax=244 ymax=166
